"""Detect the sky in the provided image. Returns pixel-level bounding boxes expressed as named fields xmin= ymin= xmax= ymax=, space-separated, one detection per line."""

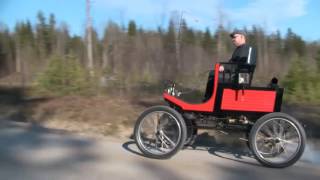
xmin=0 ymin=0 xmax=319 ymax=41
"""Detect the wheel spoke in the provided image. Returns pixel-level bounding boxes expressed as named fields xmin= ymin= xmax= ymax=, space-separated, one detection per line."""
xmin=259 ymin=128 xmax=272 ymax=138
xmin=272 ymin=121 xmax=278 ymax=136
xmin=279 ymin=138 xmax=299 ymax=145
xmin=263 ymin=124 xmax=274 ymax=137
xmin=154 ymin=113 xmax=159 ymax=133
xmin=254 ymin=116 xmax=303 ymax=166
xmin=136 ymin=109 xmax=182 ymax=156
xmin=277 ymin=120 xmax=285 ymax=138
xmin=160 ymin=130 xmax=176 ymax=147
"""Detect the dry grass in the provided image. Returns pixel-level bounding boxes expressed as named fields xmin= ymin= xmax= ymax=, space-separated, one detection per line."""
xmin=0 ymin=91 xmax=164 ymax=138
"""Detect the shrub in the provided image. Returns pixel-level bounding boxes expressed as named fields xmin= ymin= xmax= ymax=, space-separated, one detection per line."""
xmin=36 ymin=55 xmax=92 ymax=95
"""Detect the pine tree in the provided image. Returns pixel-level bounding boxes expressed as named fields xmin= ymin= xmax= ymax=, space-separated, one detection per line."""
xmin=214 ymin=25 xmax=231 ymax=60
xmin=284 ymin=28 xmax=306 ymax=57
xmin=202 ymin=28 xmax=214 ymax=52
xmin=162 ymin=20 xmax=177 ymax=78
xmin=37 ymin=55 xmax=89 ymax=95
xmin=315 ymin=82 xmax=320 ymax=103
xmin=36 ymin=11 xmax=50 ymax=59
xmin=283 ymin=55 xmax=309 ymax=103
xmin=0 ymin=27 xmax=15 ymax=75
xmin=274 ymin=30 xmax=282 ymax=54
xmin=48 ymin=13 xmax=57 ymax=54
xmin=56 ymin=23 xmax=70 ymax=56
xmin=315 ymin=49 xmax=320 ymax=73
xmin=128 ymin=20 xmax=137 ymax=37
xmin=180 ymin=20 xmax=195 ymax=46
xmin=163 ymin=20 xmax=176 ymax=53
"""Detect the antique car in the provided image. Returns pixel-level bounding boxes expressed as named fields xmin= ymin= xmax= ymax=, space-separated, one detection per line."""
xmin=133 ymin=62 xmax=306 ymax=168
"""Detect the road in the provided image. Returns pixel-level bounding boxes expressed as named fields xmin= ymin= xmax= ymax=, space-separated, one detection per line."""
xmin=0 ymin=120 xmax=319 ymax=180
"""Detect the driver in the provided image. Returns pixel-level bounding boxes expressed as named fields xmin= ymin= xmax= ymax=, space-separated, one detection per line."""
xmin=203 ymin=29 xmax=257 ymax=101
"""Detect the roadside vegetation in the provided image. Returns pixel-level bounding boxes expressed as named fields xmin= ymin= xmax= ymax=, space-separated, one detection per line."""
xmin=0 ymin=12 xmax=319 ymax=137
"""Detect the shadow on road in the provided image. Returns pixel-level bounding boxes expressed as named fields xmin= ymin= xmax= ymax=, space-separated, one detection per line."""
xmin=0 ymin=86 xmax=53 ymax=123
xmin=122 ymin=131 xmax=259 ymax=166
xmin=189 ymin=132 xmax=259 ymax=166
xmin=0 ymin=121 xmax=102 ymax=173
xmin=122 ymin=141 xmax=145 ymax=157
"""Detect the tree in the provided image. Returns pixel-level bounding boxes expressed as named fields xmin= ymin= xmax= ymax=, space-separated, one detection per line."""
xmin=163 ymin=20 xmax=176 ymax=51
xmin=37 ymin=55 xmax=90 ymax=95
xmin=284 ymin=28 xmax=306 ymax=57
xmin=128 ymin=20 xmax=137 ymax=37
xmin=202 ymin=28 xmax=214 ymax=53
xmin=283 ymin=55 xmax=309 ymax=103
xmin=102 ymin=21 xmax=121 ymax=73
xmin=14 ymin=21 xmax=35 ymax=74
xmin=0 ymin=27 xmax=15 ymax=76
xmin=161 ymin=20 xmax=177 ymax=78
xmin=56 ymin=23 xmax=70 ymax=56
xmin=181 ymin=26 xmax=196 ymax=45
xmin=68 ymin=35 xmax=86 ymax=65
xmin=214 ymin=25 xmax=231 ymax=61
xmin=91 ymin=28 xmax=103 ymax=69
xmin=36 ymin=11 xmax=51 ymax=59
xmin=48 ymin=13 xmax=57 ymax=54
xmin=315 ymin=49 xmax=320 ymax=72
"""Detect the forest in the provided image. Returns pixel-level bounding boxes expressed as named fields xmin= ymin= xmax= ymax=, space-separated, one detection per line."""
xmin=0 ymin=12 xmax=320 ymax=104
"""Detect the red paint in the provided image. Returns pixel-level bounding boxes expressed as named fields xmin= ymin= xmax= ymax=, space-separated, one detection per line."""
xmin=163 ymin=64 xmax=220 ymax=112
xmin=221 ymin=89 xmax=276 ymax=112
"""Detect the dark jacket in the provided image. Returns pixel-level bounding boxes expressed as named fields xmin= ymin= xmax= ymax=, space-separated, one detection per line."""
xmin=229 ymin=44 xmax=257 ymax=66
xmin=229 ymin=44 xmax=257 ymax=85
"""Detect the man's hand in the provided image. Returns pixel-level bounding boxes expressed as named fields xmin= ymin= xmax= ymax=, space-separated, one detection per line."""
xmin=219 ymin=65 xmax=225 ymax=72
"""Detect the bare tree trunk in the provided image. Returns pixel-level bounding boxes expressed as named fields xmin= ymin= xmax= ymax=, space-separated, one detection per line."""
xmin=86 ymin=0 xmax=94 ymax=76
xmin=57 ymin=30 xmax=66 ymax=56
xmin=16 ymin=46 xmax=21 ymax=73
xmin=21 ymin=55 xmax=26 ymax=87
xmin=217 ymin=30 xmax=222 ymax=60
xmin=263 ymin=36 xmax=269 ymax=76
xmin=174 ymin=12 xmax=183 ymax=72
xmin=102 ymin=49 xmax=108 ymax=69
xmin=99 ymin=49 xmax=108 ymax=87
xmin=257 ymin=33 xmax=264 ymax=78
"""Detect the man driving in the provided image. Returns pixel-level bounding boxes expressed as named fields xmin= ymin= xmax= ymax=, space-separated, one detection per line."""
xmin=203 ymin=29 xmax=257 ymax=101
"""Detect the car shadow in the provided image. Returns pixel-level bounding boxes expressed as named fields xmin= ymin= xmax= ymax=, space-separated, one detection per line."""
xmin=187 ymin=132 xmax=260 ymax=166
xmin=122 ymin=141 xmax=145 ymax=157
xmin=122 ymin=131 xmax=260 ymax=166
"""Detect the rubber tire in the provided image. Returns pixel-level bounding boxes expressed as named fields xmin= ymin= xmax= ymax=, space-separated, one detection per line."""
xmin=134 ymin=105 xmax=187 ymax=159
xmin=184 ymin=118 xmax=197 ymax=146
xmin=249 ymin=112 xmax=306 ymax=168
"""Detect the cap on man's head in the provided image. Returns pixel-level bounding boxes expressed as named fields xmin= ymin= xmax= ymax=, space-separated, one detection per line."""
xmin=230 ymin=29 xmax=246 ymax=38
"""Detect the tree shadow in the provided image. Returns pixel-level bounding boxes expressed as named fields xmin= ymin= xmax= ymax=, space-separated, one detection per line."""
xmin=138 ymin=160 xmax=184 ymax=180
xmin=0 ymin=86 xmax=54 ymax=123
xmin=0 ymin=120 xmax=103 ymax=179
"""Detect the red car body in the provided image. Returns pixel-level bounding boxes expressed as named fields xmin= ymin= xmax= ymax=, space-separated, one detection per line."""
xmin=163 ymin=63 xmax=282 ymax=114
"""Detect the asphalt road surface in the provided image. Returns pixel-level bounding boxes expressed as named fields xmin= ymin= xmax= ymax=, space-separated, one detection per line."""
xmin=0 ymin=120 xmax=319 ymax=180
